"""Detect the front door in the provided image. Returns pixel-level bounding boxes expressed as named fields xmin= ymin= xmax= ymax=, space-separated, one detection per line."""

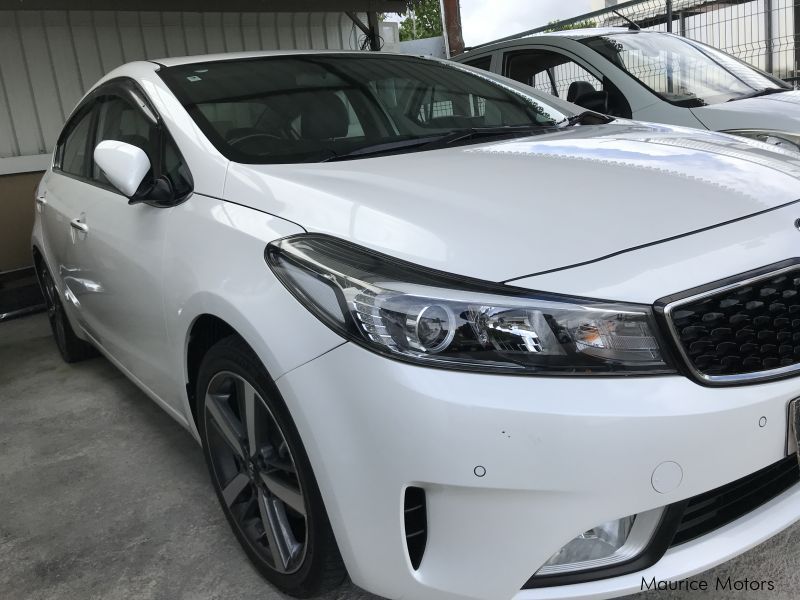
xmin=73 ymin=91 xmax=176 ymax=404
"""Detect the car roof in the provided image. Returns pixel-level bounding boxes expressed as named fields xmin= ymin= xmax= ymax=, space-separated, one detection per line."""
xmin=460 ymin=27 xmax=654 ymax=56
xmin=524 ymin=26 xmax=639 ymax=39
xmin=151 ymin=49 xmax=427 ymax=68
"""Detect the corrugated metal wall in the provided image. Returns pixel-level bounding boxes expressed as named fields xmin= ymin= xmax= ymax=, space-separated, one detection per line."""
xmin=0 ymin=10 xmax=363 ymax=172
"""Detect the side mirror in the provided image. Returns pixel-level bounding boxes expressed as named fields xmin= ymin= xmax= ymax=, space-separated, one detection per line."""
xmin=93 ymin=140 xmax=151 ymax=198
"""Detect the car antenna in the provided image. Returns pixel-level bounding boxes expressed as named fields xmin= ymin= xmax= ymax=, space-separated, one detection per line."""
xmin=613 ymin=10 xmax=641 ymax=30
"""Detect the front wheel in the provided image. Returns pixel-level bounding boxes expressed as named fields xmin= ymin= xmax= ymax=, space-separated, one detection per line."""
xmin=197 ymin=336 xmax=346 ymax=597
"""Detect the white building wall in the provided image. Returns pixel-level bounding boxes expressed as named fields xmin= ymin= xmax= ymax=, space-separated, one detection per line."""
xmin=398 ymin=35 xmax=447 ymax=58
xmin=0 ymin=10 xmax=363 ymax=174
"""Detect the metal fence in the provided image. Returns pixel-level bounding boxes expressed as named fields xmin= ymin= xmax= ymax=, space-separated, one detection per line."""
xmin=486 ymin=0 xmax=799 ymax=86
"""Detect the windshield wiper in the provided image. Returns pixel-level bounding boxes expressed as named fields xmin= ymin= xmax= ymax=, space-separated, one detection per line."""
xmin=559 ymin=111 xmax=616 ymax=127
xmin=729 ymin=87 xmax=788 ymax=102
xmin=320 ymin=125 xmax=549 ymax=162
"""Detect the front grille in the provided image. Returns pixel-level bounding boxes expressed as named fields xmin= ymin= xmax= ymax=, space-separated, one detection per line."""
xmin=671 ymin=455 xmax=800 ymax=546
xmin=667 ymin=267 xmax=800 ymax=379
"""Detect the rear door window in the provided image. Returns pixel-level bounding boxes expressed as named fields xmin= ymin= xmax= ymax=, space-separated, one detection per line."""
xmin=505 ymin=49 xmax=602 ymax=100
xmin=504 ymin=49 xmax=631 ymax=117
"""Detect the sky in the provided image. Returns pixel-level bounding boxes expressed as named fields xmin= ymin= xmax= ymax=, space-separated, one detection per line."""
xmin=387 ymin=1 xmax=596 ymax=47
xmin=459 ymin=0 xmax=594 ymax=46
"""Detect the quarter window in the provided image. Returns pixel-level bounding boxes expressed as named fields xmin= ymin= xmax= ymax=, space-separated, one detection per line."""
xmin=60 ymin=108 xmax=94 ymax=177
xmin=463 ymin=55 xmax=492 ymax=72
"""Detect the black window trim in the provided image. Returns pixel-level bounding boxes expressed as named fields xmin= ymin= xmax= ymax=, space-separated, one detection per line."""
xmin=53 ymin=76 xmax=194 ymax=206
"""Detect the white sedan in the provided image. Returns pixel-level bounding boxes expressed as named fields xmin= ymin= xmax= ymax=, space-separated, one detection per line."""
xmin=455 ymin=28 xmax=800 ymax=151
xmin=32 ymin=51 xmax=800 ymax=600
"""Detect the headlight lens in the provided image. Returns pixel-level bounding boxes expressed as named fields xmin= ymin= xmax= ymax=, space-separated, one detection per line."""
xmin=266 ymin=235 xmax=673 ymax=374
xmin=536 ymin=509 xmax=664 ymax=576
xmin=725 ymin=129 xmax=800 ymax=153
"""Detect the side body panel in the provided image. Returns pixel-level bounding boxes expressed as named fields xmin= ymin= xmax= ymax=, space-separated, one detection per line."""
xmin=36 ymin=62 xmax=346 ymax=432
xmin=160 ymin=194 xmax=347 ymax=436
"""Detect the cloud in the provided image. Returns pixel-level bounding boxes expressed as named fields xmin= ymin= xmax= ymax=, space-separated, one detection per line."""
xmin=460 ymin=0 xmax=594 ymax=46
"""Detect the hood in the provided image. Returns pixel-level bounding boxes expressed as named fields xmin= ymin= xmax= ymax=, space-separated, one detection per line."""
xmin=692 ymin=90 xmax=800 ymax=132
xmin=225 ymin=121 xmax=800 ymax=282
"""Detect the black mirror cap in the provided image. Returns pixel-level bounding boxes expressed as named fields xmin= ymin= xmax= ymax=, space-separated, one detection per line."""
xmin=128 ymin=176 xmax=191 ymax=208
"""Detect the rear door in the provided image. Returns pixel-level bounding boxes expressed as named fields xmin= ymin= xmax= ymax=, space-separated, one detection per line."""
xmin=41 ymin=100 xmax=102 ymax=331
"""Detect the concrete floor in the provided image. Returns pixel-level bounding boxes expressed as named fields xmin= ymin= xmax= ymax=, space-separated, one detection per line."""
xmin=1 ymin=313 xmax=799 ymax=600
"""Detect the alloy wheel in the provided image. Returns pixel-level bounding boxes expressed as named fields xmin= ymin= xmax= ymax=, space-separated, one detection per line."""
xmin=204 ymin=371 xmax=308 ymax=574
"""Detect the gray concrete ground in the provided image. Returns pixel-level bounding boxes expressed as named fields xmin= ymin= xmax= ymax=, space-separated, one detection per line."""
xmin=1 ymin=313 xmax=799 ymax=600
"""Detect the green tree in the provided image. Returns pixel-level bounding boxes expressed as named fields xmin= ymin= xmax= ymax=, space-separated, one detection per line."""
xmin=545 ymin=19 xmax=597 ymax=32
xmin=399 ymin=0 xmax=443 ymax=41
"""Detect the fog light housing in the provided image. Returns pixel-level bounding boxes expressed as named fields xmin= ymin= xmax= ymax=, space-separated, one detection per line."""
xmin=536 ymin=508 xmax=664 ymax=576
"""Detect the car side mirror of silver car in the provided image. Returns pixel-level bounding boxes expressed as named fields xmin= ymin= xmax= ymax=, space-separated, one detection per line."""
xmin=94 ymin=140 xmax=152 ymax=199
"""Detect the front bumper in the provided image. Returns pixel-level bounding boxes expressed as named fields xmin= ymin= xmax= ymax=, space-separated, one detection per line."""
xmin=275 ymin=341 xmax=800 ymax=600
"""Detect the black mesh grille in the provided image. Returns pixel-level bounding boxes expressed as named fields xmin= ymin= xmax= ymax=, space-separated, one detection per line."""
xmin=671 ymin=456 xmax=800 ymax=546
xmin=668 ymin=269 xmax=800 ymax=378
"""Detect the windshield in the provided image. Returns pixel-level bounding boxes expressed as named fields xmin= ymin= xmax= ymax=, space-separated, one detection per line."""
xmin=158 ymin=54 xmax=569 ymax=164
xmin=582 ymin=32 xmax=787 ymax=106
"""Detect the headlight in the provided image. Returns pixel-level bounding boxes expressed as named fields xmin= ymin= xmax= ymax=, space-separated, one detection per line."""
xmin=724 ymin=129 xmax=800 ymax=152
xmin=266 ymin=235 xmax=674 ymax=375
xmin=536 ymin=509 xmax=663 ymax=577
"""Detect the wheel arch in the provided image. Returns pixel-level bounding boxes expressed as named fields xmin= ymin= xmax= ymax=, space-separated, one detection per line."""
xmin=184 ymin=313 xmax=241 ymax=426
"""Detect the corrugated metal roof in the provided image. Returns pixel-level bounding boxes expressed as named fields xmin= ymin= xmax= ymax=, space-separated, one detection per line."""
xmin=0 ymin=1 xmax=405 ymax=11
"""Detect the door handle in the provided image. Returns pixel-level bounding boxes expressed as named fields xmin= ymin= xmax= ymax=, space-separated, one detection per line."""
xmin=35 ymin=196 xmax=47 ymax=212
xmin=70 ymin=218 xmax=89 ymax=234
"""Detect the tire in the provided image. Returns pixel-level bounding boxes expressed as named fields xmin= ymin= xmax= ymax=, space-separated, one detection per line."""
xmin=38 ymin=263 xmax=97 ymax=363
xmin=196 ymin=336 xmax=346 ymax=598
